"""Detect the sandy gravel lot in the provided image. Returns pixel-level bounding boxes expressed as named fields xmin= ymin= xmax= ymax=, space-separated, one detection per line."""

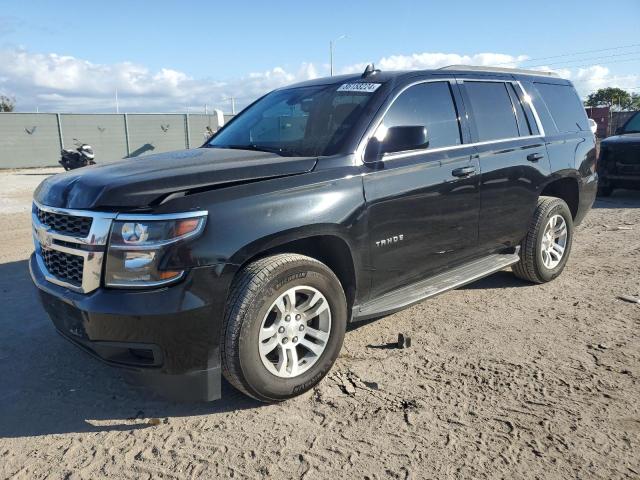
xmin=0 ymin=168 xmax=638 ymax=479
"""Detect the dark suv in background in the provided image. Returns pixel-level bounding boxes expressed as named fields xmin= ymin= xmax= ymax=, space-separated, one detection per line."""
xmin=30 ymin=65 xmax=597 ymax=403
xmin=598 ymin=111 xmax=640 ymax=196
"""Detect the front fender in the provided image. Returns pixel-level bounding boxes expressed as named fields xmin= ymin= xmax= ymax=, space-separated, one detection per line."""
xmin=159 ymin=165 xmax=369 ymax=284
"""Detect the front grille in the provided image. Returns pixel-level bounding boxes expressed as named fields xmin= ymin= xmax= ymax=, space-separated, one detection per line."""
xmin=35 ymin=206 xmax=93 ymax=237
xmin=32 ymin=202 xmax=112 ymax=293
xmin=41 ymin=248 xmax=84 ymax=286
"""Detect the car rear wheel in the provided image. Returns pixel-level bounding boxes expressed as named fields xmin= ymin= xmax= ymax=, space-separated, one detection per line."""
xmin=512 ymin=196 xmax=574 ymax=283
xmin=221 ymin=254 xmax=347 ymax=402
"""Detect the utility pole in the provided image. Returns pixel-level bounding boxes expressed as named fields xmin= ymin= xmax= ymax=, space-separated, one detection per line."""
xmin=222 ymin=96 xmax=237 ymax=115
xmin=115 ymin=88 xmax=119 ymax=114
xmin=330 ymin=34 xmax=346 ymax=76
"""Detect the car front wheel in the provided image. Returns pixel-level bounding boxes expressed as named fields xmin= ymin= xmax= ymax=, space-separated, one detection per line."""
xmin=221 ymin=253 xmax=347 ymax=402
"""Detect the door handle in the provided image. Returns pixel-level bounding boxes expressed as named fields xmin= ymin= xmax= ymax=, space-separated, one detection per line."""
xmin=451 ymin=166 xmax=476 ymax=177
xmin=527 ymin=152 xmax=544 ymax=162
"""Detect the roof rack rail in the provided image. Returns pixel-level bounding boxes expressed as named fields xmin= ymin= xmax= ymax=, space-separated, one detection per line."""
xmin=438 ymin=65 xmax=559 ymax=78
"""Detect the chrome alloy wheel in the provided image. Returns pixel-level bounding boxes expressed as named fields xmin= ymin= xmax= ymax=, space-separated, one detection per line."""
xmin=258 ymin=286 xmax=332 ymax=378
xmin=540 ymin=214 xmax=568 ymax=269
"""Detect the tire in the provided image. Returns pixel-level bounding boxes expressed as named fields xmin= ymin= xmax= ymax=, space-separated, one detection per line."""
xmin=512 ymin=196 xmax=574 ymax=284
xmin=221 ymin=253 xmax=347 ymax=402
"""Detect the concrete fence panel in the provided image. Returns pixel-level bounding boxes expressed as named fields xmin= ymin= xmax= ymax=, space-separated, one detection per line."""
xmin=126 ymin=114 xmax=188 ymax=158
xmin=0 ymin=112 xmax=234 ymax=168
xmin=0 ymin=113 xmax=61 ymax=168
xmin=59 ymin=114 xmax=128 ymax=161
xmin=188 ymin=114 xmax=222 ymax=147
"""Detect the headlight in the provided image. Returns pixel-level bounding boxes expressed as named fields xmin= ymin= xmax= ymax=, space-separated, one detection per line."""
xmin=105 ymin=212 xmax=207 ymax=288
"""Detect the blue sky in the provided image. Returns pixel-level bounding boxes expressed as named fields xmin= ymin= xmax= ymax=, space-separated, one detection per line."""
xmin=1 ymin=0 xmax=639 ymax=112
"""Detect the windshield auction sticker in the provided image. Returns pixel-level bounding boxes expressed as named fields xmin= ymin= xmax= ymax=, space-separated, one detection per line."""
xmin=337 ymin=83 xmax=381 ymax=93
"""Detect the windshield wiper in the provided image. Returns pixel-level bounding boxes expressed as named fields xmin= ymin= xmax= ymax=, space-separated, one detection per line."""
xmin=209 ymin=144 xmax=299 ymax=156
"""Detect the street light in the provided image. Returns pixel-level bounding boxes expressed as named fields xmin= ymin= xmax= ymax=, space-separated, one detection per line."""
xmin=330 ymin=34 xmax=347 ymax=76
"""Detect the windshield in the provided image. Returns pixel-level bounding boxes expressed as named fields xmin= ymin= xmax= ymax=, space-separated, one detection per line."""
xmin=206 ymin=84 xmax=378 ymax=156
xmin=621 ymin=112 xmax=640 ymax=134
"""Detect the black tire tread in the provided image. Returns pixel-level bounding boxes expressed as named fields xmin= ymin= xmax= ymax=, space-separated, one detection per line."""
xmin=512 ymin=196 xmax=568 ymax=284
xmin=221 ymin=253 xmax=341 ymax=402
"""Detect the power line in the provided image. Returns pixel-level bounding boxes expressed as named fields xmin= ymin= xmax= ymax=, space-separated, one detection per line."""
xmin=525 ymin=50 xmax=640 ymax=68
xmin=562 ymin=57 xmax=640 ymax=69
xmin=494 ymin=42 xmax=640 ymax=66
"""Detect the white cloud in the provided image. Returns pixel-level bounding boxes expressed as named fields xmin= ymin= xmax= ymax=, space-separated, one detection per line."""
xmin=0 ymin=48 xmax=319 ymax=112
xmin=0 ymin=47 xmax=637 ymax=113
xmin=342 ymin=52 xmax=529 ymax=73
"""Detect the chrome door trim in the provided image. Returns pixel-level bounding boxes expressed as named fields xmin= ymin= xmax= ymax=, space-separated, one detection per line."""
xmin=378 ymin=135 xmax=545 ymax=162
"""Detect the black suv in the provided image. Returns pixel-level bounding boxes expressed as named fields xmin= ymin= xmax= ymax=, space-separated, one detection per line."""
xmin=30 ymin=65 xmax=597 ymax=403
xmin=598 ymin=111 xmax=640 ymax=196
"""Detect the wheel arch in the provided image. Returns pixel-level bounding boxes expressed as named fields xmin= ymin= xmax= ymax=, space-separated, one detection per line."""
xmin=224 ymin=228 xmax=359 ymax=317
xmin=540 ymin=176 xmax=580 ymax=219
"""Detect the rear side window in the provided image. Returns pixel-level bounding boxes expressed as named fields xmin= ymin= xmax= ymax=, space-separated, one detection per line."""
xmin=464 ymin=82 xmax=520 ymax=141
xmin=534 ymin=83 xmax=588 ymax=133
xmin=381 ymin=81 xmax=461 ymax=149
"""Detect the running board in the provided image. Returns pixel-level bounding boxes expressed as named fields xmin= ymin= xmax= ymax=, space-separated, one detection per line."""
xmin=354 ymin=249 xmax=520 ymax=321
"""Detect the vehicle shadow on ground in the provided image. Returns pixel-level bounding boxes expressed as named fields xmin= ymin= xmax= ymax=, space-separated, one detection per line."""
xmin=0 ymin=259 xmax=262 ymax=440
xmin=459 ymin=270 xmax=530 ymax=290
xmin=593 ymin=189 xmax=640 ymax=209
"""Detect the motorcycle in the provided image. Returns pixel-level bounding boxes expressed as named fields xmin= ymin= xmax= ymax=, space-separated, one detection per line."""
xmin=59 ymin=139 xmax=96 ymax=170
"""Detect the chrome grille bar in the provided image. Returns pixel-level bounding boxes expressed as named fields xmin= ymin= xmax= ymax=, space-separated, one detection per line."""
xmin=32 ymin=201 xmax=117 ymax=293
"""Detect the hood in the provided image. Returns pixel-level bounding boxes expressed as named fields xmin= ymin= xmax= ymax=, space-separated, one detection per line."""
xmin=34 ymin=148 xmax=318 ymax=210
xmin=601 ymin=133 xmax=640 ymax=146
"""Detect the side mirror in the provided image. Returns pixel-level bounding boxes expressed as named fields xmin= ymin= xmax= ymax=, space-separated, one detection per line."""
xmin=364 ymin=126 xmax=428 ymax=162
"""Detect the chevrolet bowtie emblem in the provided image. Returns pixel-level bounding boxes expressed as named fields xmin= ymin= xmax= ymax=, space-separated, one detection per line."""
xmin=36 ymin=227 xmax=53 ymax=248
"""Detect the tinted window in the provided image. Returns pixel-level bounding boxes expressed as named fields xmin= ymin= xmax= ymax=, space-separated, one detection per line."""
xmin=534 ymin=83 xmax=588 ymax=133
xmin=622 ymin=112 xmax=640 ymax=133
xmin=381 ymin=82 xmax=461 ymax=149
xmin=208 ymin=84 xmax=377 ymax=156
xmin=465 ymin=82 xmax=520 ymax=141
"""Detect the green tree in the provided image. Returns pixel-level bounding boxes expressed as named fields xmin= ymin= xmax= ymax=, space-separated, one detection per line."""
xmin=585 ymin=87 xmax=632 ymax=111
xmin=631 ymin=93 xmax=640 ymax=110
xmin=0 ymin=95 xmax=15 ymax=112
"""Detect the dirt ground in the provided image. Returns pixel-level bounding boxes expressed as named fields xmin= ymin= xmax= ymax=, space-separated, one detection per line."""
xmin=0 ymin=168 xmax=638 ymax=479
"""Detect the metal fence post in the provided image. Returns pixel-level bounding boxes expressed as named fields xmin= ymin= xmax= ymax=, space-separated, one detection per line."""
xmin=123 ymin=113 xmax=131 ymax=157
xmin=185 ymin=114 xmax=191 ymax=149
xmin=56 ymin=113 xmax=64 ymax=150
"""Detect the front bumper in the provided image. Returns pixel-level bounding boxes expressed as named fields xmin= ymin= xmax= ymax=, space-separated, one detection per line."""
xmin=30 ymin=253 xmax=231 ymax=401
xmin=600 ymin=173 xmax=640 ymax=190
